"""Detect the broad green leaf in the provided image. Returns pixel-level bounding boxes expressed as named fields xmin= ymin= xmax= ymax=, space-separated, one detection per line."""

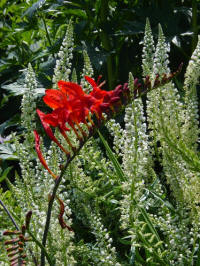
xmin=0 ymin=143 xmax=18 ymax=160
xmin=2 ymin=83 xmax=45 ymax=96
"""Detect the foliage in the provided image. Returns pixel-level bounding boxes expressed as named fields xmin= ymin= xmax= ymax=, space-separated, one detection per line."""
xmin=0 ymin=16 xmax=200 ymax=265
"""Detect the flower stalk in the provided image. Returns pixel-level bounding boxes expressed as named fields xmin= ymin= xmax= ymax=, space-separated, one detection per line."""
xmin=38 ymin=67 xmax=182 ymax=265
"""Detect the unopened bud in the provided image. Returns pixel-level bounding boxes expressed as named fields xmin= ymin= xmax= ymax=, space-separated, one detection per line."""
xmin=3 ymin=230 xmax=21 ymax=236
xmin=25 ymin=211 xmax=32 ymax=230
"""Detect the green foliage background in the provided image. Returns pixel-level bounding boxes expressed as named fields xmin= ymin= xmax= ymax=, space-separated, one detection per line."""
xmin=0 ymin=0 xmax=199 ymax=122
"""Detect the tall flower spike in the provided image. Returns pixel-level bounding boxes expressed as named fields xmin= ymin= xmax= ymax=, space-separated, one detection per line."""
xmin=52 ymin=19 xmax=74 ymax=86
xmin=182 ymin=35 xmax=200 ymax=147
xmin=142 ymin=18 xmax=155 ymax=77
xmin=33 ymin=130 xmax=57 ymax=179
xmin=153 ymin=24 xmax=170 ymax=76
xmin=36 ymin=69 xmax=181 ymax=158
xmin=81 ymin=50 xmax=94 ymax=93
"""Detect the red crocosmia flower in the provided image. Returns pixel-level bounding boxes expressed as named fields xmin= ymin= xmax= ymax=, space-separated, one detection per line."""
xmin=58 ymin=80 xmax=85 ymax=98
xmin=43 ymin=89 xmax=68 ymax=109
xmin=85 ymin=76 xmax=108 ymax=98
xmin=84 ymin=76 xmax=122 ymax=118
xmin=43 ymin=82 xmax=92 ymax=126
xmin=37 ymin=109 xmax=70 ymax=155
xmin=44 ymin=108 xmax=70 ymax=132
xmin=33 ymin=130 xmax=57 ymax=179
xmin=40 ymin=76 xmax=124 ymax=140
xmin=57 ymin=80 xmax=96 ymax=115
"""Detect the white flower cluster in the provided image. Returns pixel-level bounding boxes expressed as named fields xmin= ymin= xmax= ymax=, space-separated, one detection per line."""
xmin=184 ymin=35 xmax=200 ymax=91
xmin=21 ymin=63 xmax=36 ymax=136
xmin=142 ymin=18 xmax=155 ymax=77
xmin=107 ymin=119 xmax=124 ymax=157
xmin=89 ymin=211 xmax=120 ymax=266
xmin=52 ymin=19 xmax=74 ymax=87
xmin=153 ymin=24 xmax=170 ymax=76
xmin=117 ymin=74 xmax=151 ymax=231
xmin=152 ymin=203 xmax=195 ymax=265
xmin=182 ymin=36 xmax=200 ymax=147
xmin=123 ymin=100 xmax=150 ymax=183
xmin=81 ymin=50 xmax=94 ymax=93
xmin=146 ymin=23 xmax=184 ymax=145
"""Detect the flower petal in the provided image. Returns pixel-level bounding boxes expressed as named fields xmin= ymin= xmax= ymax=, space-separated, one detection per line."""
xmin=37 ymin=109 xmax=70 ymax=155
xmin=43 ymin=89 xmax=67 ymax=109
xmin=58 ymin=80 xmax=84 ymax=97
xmin=33 ymin=130 xmax=57 ymax=179
xmin=85 ymin=76 xmax=98 ymax=88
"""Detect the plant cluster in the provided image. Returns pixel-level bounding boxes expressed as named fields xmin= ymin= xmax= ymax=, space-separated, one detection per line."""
xmin=0 ymin=17 xmax=200 ymax=266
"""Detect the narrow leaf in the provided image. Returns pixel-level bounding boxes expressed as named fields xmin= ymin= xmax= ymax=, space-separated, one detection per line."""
xmin=0 ymin=166 xmax=13 ymax=183
xmin=98 ymin=130 xmax=127 ymax=182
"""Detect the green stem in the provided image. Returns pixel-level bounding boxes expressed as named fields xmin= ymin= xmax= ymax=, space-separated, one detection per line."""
xmin=40 ymin=14 xmax=54 ymax=57
xmin=28 ymin=229 xmax=53 ymax=265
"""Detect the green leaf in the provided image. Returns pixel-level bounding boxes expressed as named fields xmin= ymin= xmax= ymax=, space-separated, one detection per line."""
xmin=98 ymin=130 xmax=127 ymax=182
xmin=0 ymin=114 xmax=20 ymax=135
xmin=23 ymin=0 xmax=46 ymax=18
xmin=2 ymin=83 xmax=45 ymax=96
xmin=0 ymin=143 xmax=18 ymax=160
xmin=0 ymin=166 xmax=13 ymax=183
xmin=137 ymin=204 xmax=164 ymax=251
xmin=145 ymin=189 xmax=176 ymax=213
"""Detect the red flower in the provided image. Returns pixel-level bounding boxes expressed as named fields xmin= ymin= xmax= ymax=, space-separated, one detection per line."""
xmin=35 ymin=75 xmax=125 ymax=162
xmin=33 ymin=130 xmax=57 ymax=179
xmin=85 ymin=76 xmax=122 ymax=117
xmin=43 ymin=85 xmax=92 ymax=126
xmin=58 ymin=80 xmax=85 ymax=98
xmin=37 ymin=109 xmax=70 ymax=155
xmin=43 ymin=89 xmax=68 ymax=109
xmin=41 ymin=76 xmax=124 ymax=132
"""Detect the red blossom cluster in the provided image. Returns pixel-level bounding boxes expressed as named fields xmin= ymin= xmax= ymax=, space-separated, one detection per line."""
xmin=39 ymin=75 xmax=125 ymax=130
xmin=34 ymin=76 xmax=127 ymax=178
xmin=34 ymin=66 xmax=182 ymax=179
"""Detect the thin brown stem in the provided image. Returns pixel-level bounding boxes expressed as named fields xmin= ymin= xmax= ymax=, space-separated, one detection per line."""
xmin=0 ymin=198 xmax=19 ymax=230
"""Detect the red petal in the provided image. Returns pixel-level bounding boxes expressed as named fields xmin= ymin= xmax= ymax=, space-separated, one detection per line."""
xmin=33 ymin=130 xmax=57 ymax=179
xmin=37 ymin=110 xmax=70 ymax=155
xmin=85 ymin=76 xmax=98 ymax=88
xmin=43 ymin=89 xmax=67 ymax=109
xmin=58 ymin=80 xmax=84 ymax=97
xmin=90 ymin=87 xmax=108 ymax=99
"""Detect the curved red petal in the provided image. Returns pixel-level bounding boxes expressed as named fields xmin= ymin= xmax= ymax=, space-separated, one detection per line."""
xmin=58 ymin=80 xmax=84 ymax=97
xmin=85 ymin=76 xmax=98 ymax=88
xmin=36 ymin=110 xmax=69 ymax=155
xmin=33 ymin=130 xmax=57 ymax=179
xmin=43 ymin=89 xmax=67 ymax=109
